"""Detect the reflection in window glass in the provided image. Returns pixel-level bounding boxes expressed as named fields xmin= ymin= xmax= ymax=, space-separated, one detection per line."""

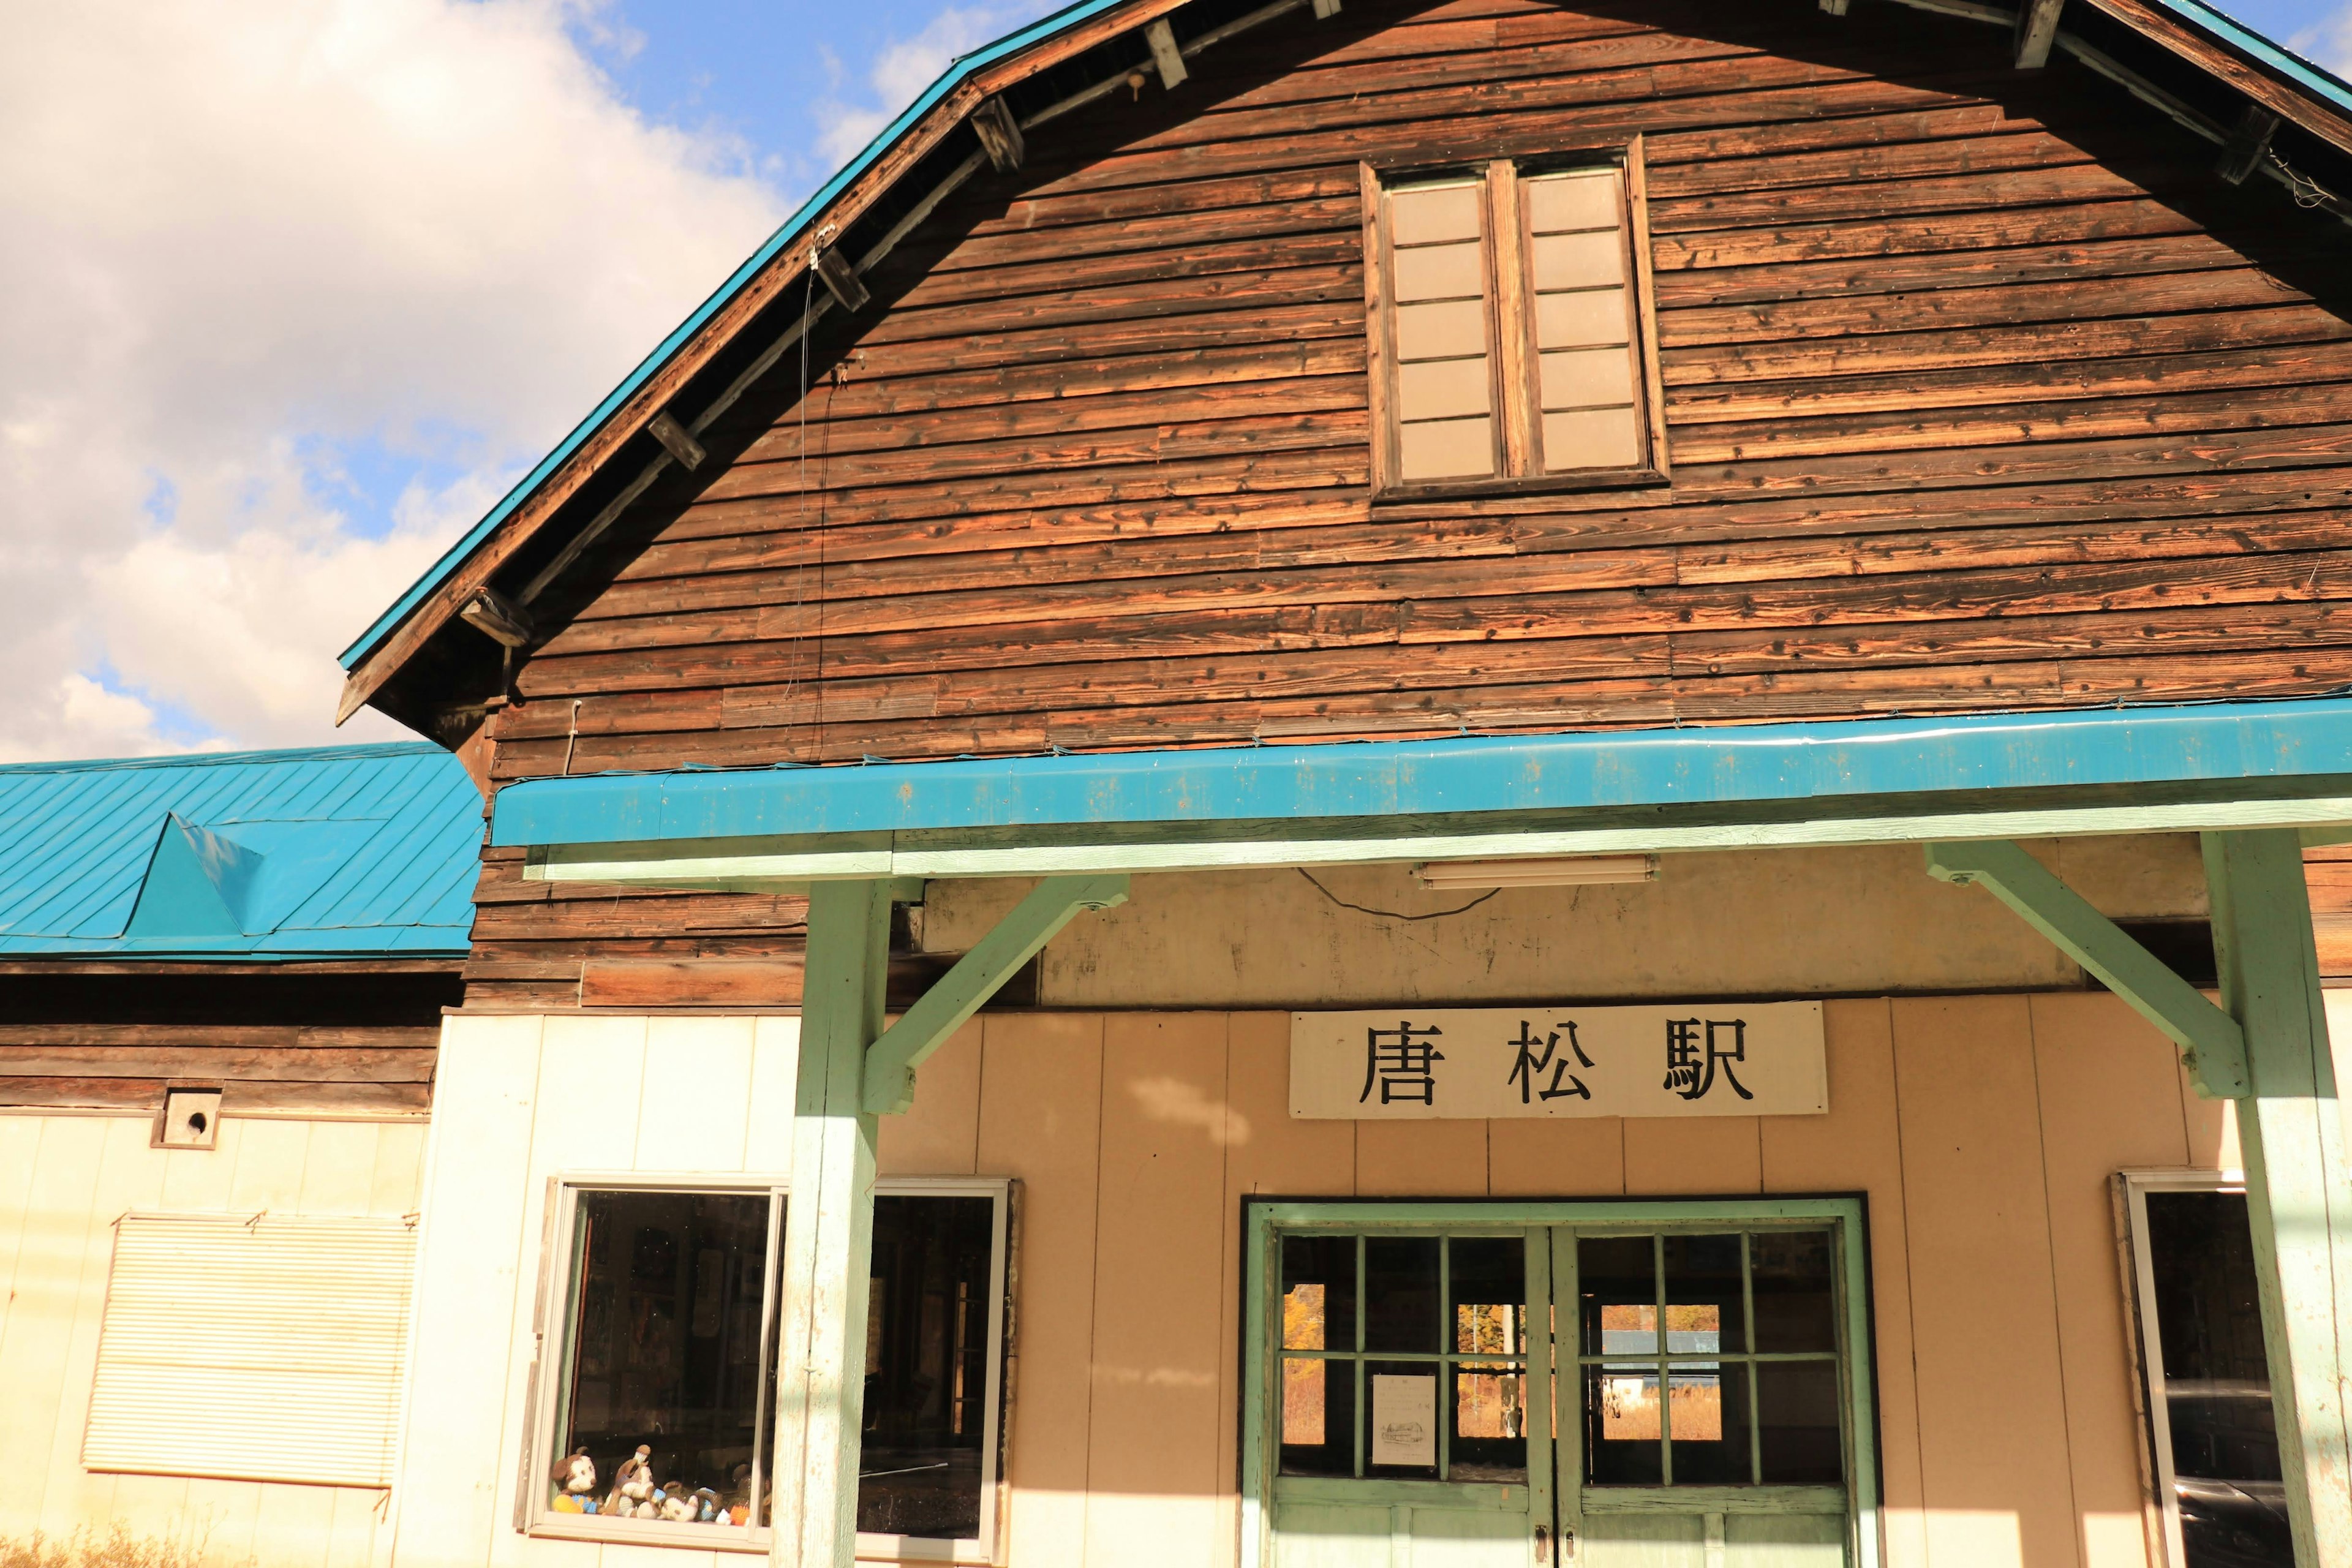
xmin=858 ymin=1195 xmax=996 ymax=1540
xmin=2144 ymin=1189 xmax=2289 ymax=1567
xmin=554 ymin=1191 xmax=772 ymax=1527
xmin=1751 ymin=1231 xmax=1836 ymax=1352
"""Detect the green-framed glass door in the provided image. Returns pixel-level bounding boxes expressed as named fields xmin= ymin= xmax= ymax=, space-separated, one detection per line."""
xmin=1242 ymin=1199 xmax=1879 ymax=1568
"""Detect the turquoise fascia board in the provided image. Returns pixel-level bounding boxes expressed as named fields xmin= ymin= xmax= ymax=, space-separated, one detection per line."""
xmin=336 ymin=0 xmax=1139 ymax=671
xmin=2142 ymin=0 xmax=2352 ymax=121
xmin=488 ymin=697 xmax=2352 ymax=849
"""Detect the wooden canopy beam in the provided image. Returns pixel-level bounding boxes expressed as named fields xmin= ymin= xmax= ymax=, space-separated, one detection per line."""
xmin=862 ymin=873 xmax=1128 ymax=1114
xmin=1924 ymin=839 xmax=2249 ymax=1098
xmin=2017 ymin=0 xmax=2064 ymax=67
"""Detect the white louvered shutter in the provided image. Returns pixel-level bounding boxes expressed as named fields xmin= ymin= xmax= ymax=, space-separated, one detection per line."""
xmin=84 ymin=1214 xmax=417 ymax=1487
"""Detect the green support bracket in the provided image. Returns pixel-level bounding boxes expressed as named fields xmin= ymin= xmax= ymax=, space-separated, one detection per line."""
xmin=1925 ymin=840 xmax=2250 ymax=1098
xmin=861 ymin=872 xmax=1129 ymax=1114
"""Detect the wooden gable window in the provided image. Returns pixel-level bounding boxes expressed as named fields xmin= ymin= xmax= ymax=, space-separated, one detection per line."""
xmin=1363 ymin=145 xmax=1667 ymax=497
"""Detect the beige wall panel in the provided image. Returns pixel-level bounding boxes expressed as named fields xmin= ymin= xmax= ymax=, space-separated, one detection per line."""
xmin=0 ymin=1117 xmax=110 ymax=1530
xmin=2052 ymin=835 xmax=2207 ymax=918
xmin=640 ymin=1015 xmax=754 ymax=1169
xmin=1488 ymin=1117 xmax=1625 ymax=1197
xmin=372 ymin=1121 xmax=430 ymax=1217
xmin=1759 ymin=1001 xmax=1929 ymax=1568
xmin=301 ymin=1121 xmax=385 ymax=1215
xmin=1085 ymin=1015 xmax=1233 ymax=1568
xmin=161 ymin=1118 xmax=243 ymax=1210
xmin=877 ymin=1019 xmax=982 ymax=1177
xmin=1623 ymin=1117 xmax=1762 ymax=1197
xmin=41 ymin=1117 xmax=168 ymax=1537
xmin=600 ymin=1538 xmax=716 ymax=1568
xmin=976 ymin=1013 xmax=1106 ymax=1568
xmin=977 ymin=850 xmax=2124 ymax=1011
xmin=1355 ymin=1118 xmax=1486 ymax=1196
xmin=250 ymin=1485 xmax=341 ymax=1568
xmin=1219 ymin=1012 xmax=1357 ymax=1566
xmin=229 ymin=1117 xmax=317 ymax=1211
xmin=746 ymin=1015 xmax=803 ymax=1171
xmin=390 ymin=1012 xmax=546 ymax=1568
xmin=2029 ymin=994 xmax=2185 ymax=1568
xmin=1891 ymin=997 xmax=2080 ymax=1568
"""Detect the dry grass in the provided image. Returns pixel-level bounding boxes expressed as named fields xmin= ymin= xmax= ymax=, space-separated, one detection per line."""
xmin=0 ymin=1525 xmax=225 ymax=1568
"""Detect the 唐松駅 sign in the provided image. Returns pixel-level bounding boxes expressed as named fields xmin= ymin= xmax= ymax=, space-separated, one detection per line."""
xmin=1289 ymin=1002 xmax=1826 ymax=1119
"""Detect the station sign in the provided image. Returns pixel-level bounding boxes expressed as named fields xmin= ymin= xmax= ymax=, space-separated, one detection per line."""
xmin=1289 ymin=1001 xmax=1827 ymax=1119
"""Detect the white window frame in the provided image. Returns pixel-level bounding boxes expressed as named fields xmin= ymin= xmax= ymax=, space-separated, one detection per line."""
xmin=524 ymin=1172 xmax=1013 ymax=1562
xmin=2117 ymin=1166 xmax=2254 ymax=1568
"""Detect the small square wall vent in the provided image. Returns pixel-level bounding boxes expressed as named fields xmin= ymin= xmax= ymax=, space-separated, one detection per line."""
xmin=157 ymin=1088 xmax=223 ymax=1150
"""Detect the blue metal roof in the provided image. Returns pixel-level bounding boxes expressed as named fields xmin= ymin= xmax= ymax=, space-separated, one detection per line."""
xmin=489 ymin=697 xmax=2352 ymax=848
xmin=339 ymin=0 xmax=2352 ymax=681
xmin=0 ymin=743 xmax=482 ymax=960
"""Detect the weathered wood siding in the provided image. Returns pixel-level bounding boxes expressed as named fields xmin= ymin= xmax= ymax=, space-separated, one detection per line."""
xmin=463 ymin=0 xmax=2352 ymax=1000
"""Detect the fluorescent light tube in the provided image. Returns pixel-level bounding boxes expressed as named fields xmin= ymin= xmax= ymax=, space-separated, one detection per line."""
xmin=1414 ymin=854 xmax=1659 ymax=889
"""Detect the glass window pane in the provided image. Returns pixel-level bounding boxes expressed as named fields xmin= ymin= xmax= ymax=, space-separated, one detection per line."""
xmin=1584 ymin=1363 xmax=1664 ymax=1484
xmin=1757 ymin=1361 xmax=1844 ymax=1485
xmin=1450 ymin=1237 xmax=1525 ymax=1355
xmin=1281 ymin=1235 xmax=1355 ymax=1352
xmin=1364 ymin=1237 xmax=1442 ymax=1354
xmin=1751 ymin=1231 xmax=1837 ymax=1353
xmin=1578 ymin=1234 xmax=1656 ymax=1357
xmin=554 ymin=1190 xmax=771 ymax=1528
xmin=1281 ymin=1356 xmax=1354 ymax=1476
xmin=2145 ymin=1189 xmax=2292 ymax=1567
xmin=856 ymin=1195 xmax=995 ymax=1540
xmin=1451 ymin=1362 xmax=1528 ymax=1483
xmin=1365 ymin=1360 xmax=1442 ymax=1479
xmin=1667 ymin=1363 xmax=1751 ymax=1485
xmin=1661 ymin=1234 xmax=1746 ymax=1356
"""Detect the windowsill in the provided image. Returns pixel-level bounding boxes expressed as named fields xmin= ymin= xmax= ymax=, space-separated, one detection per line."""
xmin=527 ymin=1518 xmax=990 ymax=1563
xmin=1371 ymin=467 xmax=1670 ymax=503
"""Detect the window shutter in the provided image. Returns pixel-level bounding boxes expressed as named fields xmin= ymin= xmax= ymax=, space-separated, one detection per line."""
xmin=1520 ymin=166 xmax=1645 ymax=473
xmin=1384 ymin=178 xmax=1501 ymax=482
xmin=85 ymin=1214 xmax=417 ymax=1487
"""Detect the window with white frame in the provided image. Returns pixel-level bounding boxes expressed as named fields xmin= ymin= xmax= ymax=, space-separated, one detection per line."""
xmin=531 ymin=1177 xmax=1011 ymax=1558
xmin=2121 ymin=1170 xmax=2289 ymax=1568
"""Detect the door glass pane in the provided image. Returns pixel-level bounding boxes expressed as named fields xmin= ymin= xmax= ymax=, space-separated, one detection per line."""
xmin=857 ymin=1194 xmax=995 ymax=1541
xmin=1666 ymin=1363 xmax=1751 ymax=1484
xmin=1365 ymin=1237 xmax=1442 ymax=1354
xmin=1757 ymin=1360 xmax=1844 ymax=1484
xmin=1280 ymin=1356 xmax=1354 ymax=1476
xmin=555 ymin=1190 xmax=771 ymax=1528
xmin=1662 ymin=1234 xmax=1747 ymax=1355
xmin=1281 ymin=1235 xmax=1356 ymax=1352
xmin=1578 ymin=1234 xmax=1656 ymax=1355
xmin=1452 ymin=1363 xmax=1529 ymax=1482
xmin=2144 ymin=1189 xmax=2290 ymax=1566
xmin=1366 ymin=1360 xmax=1442 ymax=1478
xmin=1449 ymin=1237 xmax=1525 ymax=1355
xmin=1584 ymin=1363 xmax=1664 ymax=1484
xmin=1751 ymin=1231 xmax=1837 ymax=1352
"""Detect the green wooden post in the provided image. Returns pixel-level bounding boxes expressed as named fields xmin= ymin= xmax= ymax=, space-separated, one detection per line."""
xmin=2203 ymin=829 xmax=2352 ymax=1567
xmin=769 ymin=878 xmax=891 ymax=1568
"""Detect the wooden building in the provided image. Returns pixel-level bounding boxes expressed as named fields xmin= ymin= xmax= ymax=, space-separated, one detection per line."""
xmin=0 ymin=744 xmax=479 ymax=1562
xmin=30 ymin=1 xmax=2350 ymax=1567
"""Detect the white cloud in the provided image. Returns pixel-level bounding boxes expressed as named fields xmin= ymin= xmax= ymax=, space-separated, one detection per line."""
xmin=0 ymin=0 xmax=784 ymax=760
xmin=813 ymin=6 xmax=1022 ymax=166
xmin=2291 ymin=5 xmax=2352 ymax=72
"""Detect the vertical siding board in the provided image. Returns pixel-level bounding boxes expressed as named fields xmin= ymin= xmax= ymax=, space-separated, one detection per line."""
xmin=1354 ymin=1118 xmax=1488 ymax=1196
xmin=877 ymin=1017 xmax=984 ymax=1177
xmin=639 ymin=1015 xmax=754 ymax=1170
xmin=1488 ymin=1114 xmax=1626 ymax=1196
xmin=0 ymin=1117 xmax=110 ymax=1531
xmin=372 ymin=1122 xmax=431 ymax=1218
xmin=747 ymin=1014 xmax=802 ymax=1173
xmin=2029 ymin=992 xmax=2190 ymax=1568
xmin=390 ymin=1014 xmax=546 ymax=1568
xmin=975 ymin=1013 xmax=1106 ymax=1568
xmin=1623 ymin=1115 xmax=1763 ymax=1196
xmin=1761 ymin=1000 xmax=1928 ymax=1568
xmin=1082 ymin=1014 xmax=1232 ymax=1567
xmin=302 ymin=1121 xmax=386 ymax=1216
xmin=1891 ymin=996 xmax=2081 ymax=1568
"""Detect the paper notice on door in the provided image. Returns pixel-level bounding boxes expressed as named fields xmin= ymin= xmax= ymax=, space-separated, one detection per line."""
xmin=1370 ymin=1374 xmax=1438 ymax=1466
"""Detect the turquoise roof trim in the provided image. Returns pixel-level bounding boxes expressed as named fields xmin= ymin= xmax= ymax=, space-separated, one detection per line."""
xmin=341 ymin=0 xmax=2352 ymax=679
xmin=488 ymin=698 xmax=2352 ymax=848
xmin=0 ymin=742 xmax=483 ymax=960
xmin=337 ymin=0 xmax=1137 ymax=671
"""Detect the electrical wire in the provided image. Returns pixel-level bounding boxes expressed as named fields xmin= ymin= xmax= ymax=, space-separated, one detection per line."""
xmin=1295 ymin=867 xmax=1500 ymax=921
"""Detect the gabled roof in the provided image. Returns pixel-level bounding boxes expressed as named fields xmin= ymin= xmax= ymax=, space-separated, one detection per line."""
xmin=336 ymin=0 xmax=2352 ymax=735
xmin=0 ymin=743 xmax=482 ymax=961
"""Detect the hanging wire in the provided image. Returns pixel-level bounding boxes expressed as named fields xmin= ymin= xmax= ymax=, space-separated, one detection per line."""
xmin=1295 ymin=867 xmax=1501 ymax=921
